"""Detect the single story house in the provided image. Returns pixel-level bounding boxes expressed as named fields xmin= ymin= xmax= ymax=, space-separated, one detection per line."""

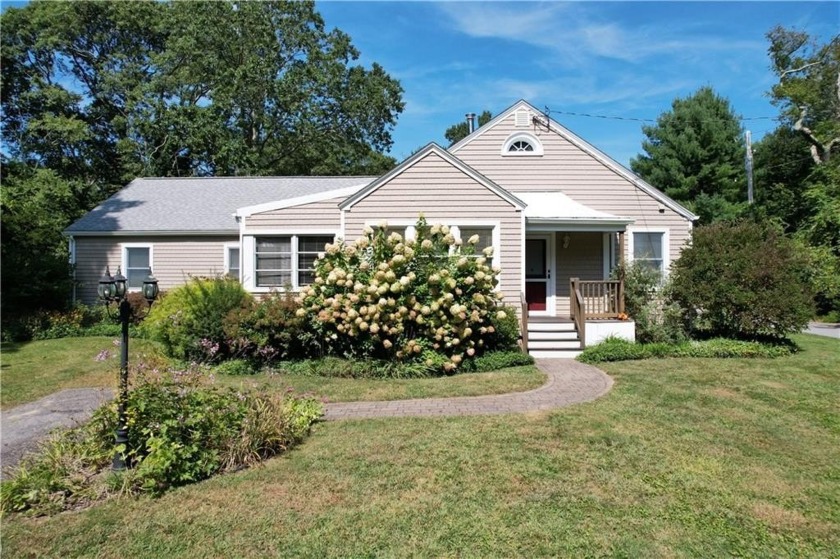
xmin=65 ymin=100 xmax=697 ymax=357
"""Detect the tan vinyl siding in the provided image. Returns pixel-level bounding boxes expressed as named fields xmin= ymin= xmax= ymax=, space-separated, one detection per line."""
xmin=245 ymin=197 xmax=343 ymax=232
xmin=554 ymin=232 xmax=604 ymax=316
xmin=454 ymin=111 xmax=692 ymax=264
xmin=344 ymin=151 xmax=524 ymax=305
xmin=73 ymin=236 xmax=237 ymax=304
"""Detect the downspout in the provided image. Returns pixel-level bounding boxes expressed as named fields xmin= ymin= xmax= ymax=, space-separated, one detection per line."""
xmin=68 ymin=235 xmax=77 ymax=304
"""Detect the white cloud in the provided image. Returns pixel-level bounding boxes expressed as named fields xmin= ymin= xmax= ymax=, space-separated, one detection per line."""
xmin=436 ymin=2 xmax=764 ymax=66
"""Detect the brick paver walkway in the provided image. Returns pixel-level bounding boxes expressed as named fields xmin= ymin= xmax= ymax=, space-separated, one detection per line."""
xmin=323 ymin=359 xmax=612 ymax=420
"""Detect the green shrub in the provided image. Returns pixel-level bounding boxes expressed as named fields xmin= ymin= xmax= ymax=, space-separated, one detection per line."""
xmin=141 ymin=277 xmax=252 ymax=362
xmin=0 ymin=366 xmax=323 ymax=514
xmin=298 ymin=217 xmax=512 ymax=373
xmin=223 ymin=291 xmax=318 ymax=364
xmin=273 ymin=356 xmax=441 ymax=379
xmin=484 ymin=305 xmax=523 ymax=351
xmin=214 ymin=359 xmax=257 ymax=376
xmin=613 ymin=262 xmax=686 ymax=344
xmin=272 ymin=350 xmax=532 ymax=379
xmin=2 ymin=297 xmax=158 ymax=343
xmin=670 ymin=220 xmax=814 ymax=340
xmin=462 ymin=350 xmax=534 ymax=372
xmin=577 ymin=336 xmax=797 ymax=363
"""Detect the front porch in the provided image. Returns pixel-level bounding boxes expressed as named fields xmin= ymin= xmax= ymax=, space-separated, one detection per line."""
xmin=514 ymin=192 xmax=636 ymax=357
xmin=520 ymin=284 xmax=635 ymax=358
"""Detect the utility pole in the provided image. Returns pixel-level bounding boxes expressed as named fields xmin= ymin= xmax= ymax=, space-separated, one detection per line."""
xmin=745 ymin=130 xmax=754 ymax=204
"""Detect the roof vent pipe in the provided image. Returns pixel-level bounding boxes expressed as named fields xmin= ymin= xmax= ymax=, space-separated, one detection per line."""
xmin=466 ymin=112 xmax=476 ymax=134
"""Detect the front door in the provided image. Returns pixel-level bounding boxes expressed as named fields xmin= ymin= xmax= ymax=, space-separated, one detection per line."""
xmin=525 ymin=235 xmax=553 ymax=314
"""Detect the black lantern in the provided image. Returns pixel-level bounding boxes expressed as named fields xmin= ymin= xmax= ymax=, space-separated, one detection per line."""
xmin=142 ymin=271 xmax=159 ymax=303
xmin=98 ymin=264 xmax=159 ymax=470
xmin=98 ymin=268 xmax=116 ymax=300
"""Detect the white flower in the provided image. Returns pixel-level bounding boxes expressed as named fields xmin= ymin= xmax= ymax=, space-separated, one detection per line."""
xmin=430 ymin=224 xmax=441 ymax=235
xmin=483 ymin=246 xmax=494 ymax=256
xmin=363 ymin=225 xmax=374 ymax=235
xmin=468 ymin=234 xmax=480 ymax=245
xmin=383 ymin=339 xmax=393 ymax=349
xmin=441 ymin=225 xmax=450 ymax=235
xmin=496 ymin=310 xmax=507 ymax=320
xmin=421 ymin=239 xmax=433 ymax=251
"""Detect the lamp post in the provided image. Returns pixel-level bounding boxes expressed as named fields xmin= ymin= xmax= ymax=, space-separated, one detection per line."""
xmin=98 ymin=266 xmax=159 ymax=470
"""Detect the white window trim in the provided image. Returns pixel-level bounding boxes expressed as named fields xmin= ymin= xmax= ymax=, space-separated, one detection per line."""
xmin=242 ymin=231 xmax=337 ymax=293
xmin=223 ymin=241 xmax=241 ymax=280
xmin=627 ymin=227 xmax=670 ymax=276
xmin=121 ymin=243 xmax=154 ymax=292
xmin=501 ymin=132 xmax=544 ymax=156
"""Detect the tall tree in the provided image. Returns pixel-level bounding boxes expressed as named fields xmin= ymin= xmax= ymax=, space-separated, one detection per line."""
xmin=767 ymin=27 xmax=840 ymax=164
xmin=0 ymin=0 xmax=404 ymax=317
xmin=630 ymin=87 xmax=746 ymax=223
xmin=2 ymin=0 xmax=404 ymax=182
xmin=752 ymin=126 xmax=815 ymax=232
xmin=444 ymin=110 xmax=492 ymax=146
xmin=762 ymin=29 xmax=840 ymax=316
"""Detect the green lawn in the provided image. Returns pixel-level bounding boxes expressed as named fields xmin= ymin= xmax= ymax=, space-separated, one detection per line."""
xmin=0 ymin=337 xmax=163 ymax=409
xmin=0 ymin=338 xmax=545 ymax=408
xmin=215 ymin=365 xmax=544 ymax=402
xmin=2 ymin=334 xmax=837 ymax=557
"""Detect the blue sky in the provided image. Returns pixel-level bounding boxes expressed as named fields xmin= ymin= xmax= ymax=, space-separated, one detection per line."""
xmin=317 ymin=1 xmax=838 ymax=165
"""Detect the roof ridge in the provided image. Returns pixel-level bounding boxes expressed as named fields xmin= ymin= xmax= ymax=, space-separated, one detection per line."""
xmin=137 ymin=175 xmax=378 ymax=181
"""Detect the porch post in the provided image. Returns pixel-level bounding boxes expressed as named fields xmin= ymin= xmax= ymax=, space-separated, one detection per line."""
xmin=618 ymin=231 xmax=626 ymax=268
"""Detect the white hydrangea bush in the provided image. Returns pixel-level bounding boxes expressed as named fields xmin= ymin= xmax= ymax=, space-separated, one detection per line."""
xmin=296 ymin=217 xmax=508 ymax=372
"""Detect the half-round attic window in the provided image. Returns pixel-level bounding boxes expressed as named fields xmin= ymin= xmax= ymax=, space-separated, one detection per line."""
xmin=501 ymin=133 xmax=543 ymax=156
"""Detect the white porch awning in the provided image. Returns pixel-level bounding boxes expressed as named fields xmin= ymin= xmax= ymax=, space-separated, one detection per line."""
xmin=519 ymin=192 xmax=634 ymax=230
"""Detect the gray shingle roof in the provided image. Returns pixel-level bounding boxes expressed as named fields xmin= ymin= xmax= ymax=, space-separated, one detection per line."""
xmin=64 ymin=176 xmax=375 ymax=234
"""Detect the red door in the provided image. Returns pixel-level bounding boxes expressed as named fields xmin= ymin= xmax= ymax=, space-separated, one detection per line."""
xmin=525 ymin=238 xmax=549 ymax=312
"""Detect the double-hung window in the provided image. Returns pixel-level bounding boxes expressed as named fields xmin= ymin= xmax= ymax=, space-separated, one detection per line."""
xmin=225 ymin=243 xmax=240 ymax=280
xmin=632 ymin=231 xmax=665 ymax=275
xmin=123 ymin=245 xmax=152 ymax=289
xmin=254 ymin=235 xmax=332 ymax=289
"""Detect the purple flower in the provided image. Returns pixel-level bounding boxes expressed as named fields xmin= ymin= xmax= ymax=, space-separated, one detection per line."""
xmin=94 ymin=350 xmax=111 ymax=361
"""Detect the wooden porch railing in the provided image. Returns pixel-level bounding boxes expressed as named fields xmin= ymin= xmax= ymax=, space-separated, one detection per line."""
xmin=570 ymin=278 xmax=625 ymax=319
xmin=519 ymin=291 xmax=529 ymax=354
xmin=570 ymin=282 xmax=586 ymax=349
xmin=569 ymin=278 xmax=626 ymax=349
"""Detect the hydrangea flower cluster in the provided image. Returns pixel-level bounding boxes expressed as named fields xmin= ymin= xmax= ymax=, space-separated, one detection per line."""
xmin=297 ymin=217 xmax=506 ymax=372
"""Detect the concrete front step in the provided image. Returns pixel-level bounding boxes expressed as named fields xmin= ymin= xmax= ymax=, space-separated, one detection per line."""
xmin=528 ymin=330 xmax=580 ymax=341
xmin=530 ymin=349 xmax=583 ymax=359
xmin=527 ymin=322 xmax=577 ymax=333
xmin=528 ymin=339 xmax=582 ymax=350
